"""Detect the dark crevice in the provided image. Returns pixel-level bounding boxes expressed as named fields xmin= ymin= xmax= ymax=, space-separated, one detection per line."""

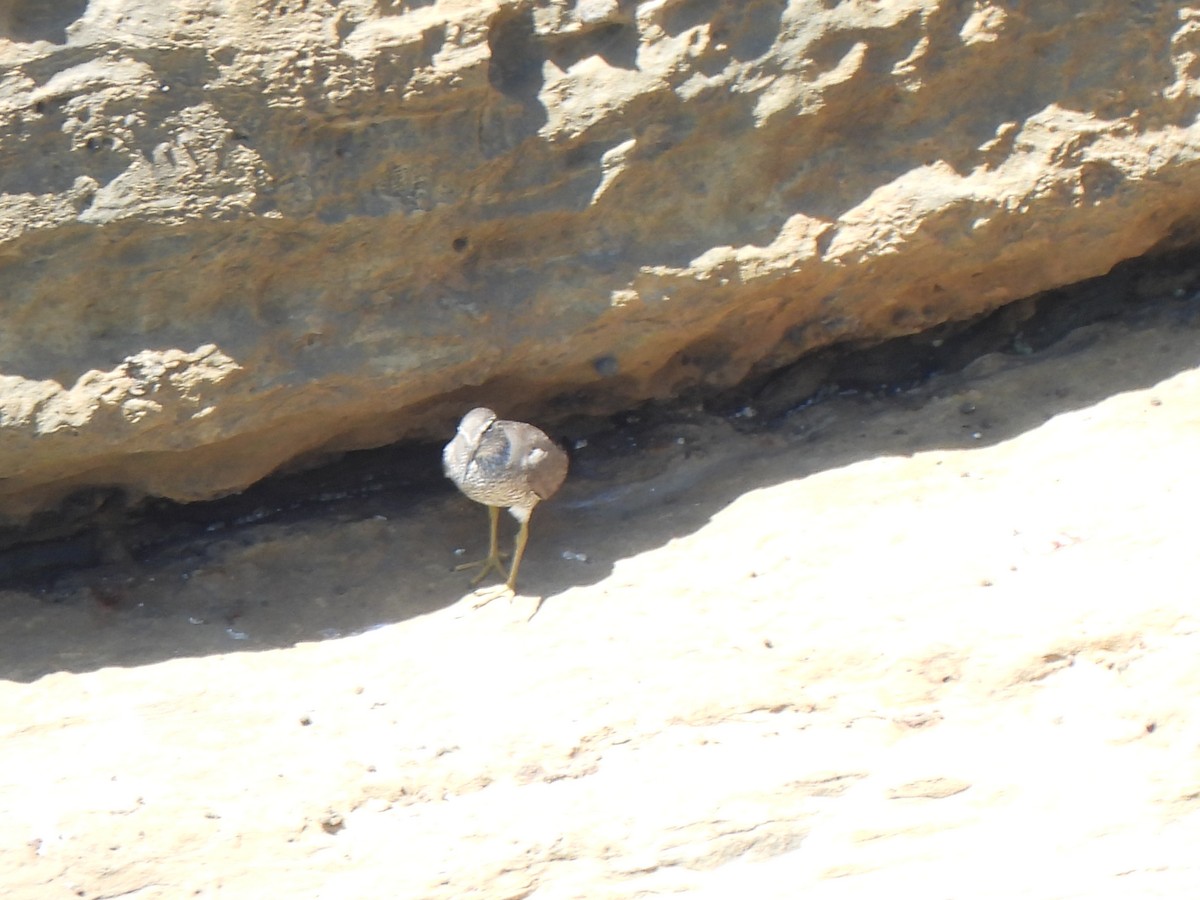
xmin=0 ymin=441 xmax=447 ymax=589
xmin=709 ymin=243 xmax=1200 ymax=424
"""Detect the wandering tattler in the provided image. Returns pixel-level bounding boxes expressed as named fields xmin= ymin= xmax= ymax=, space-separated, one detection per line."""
xmin=443 ymin=407 xmax=568 ymax=593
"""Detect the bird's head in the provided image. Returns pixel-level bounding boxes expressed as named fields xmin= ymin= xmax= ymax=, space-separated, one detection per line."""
xmin=456 ymin=407 xmax=498 ymax=444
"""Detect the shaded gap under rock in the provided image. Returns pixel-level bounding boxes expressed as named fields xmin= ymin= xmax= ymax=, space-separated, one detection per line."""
xmin=3 ymin=242 xmax=1200 ymax=589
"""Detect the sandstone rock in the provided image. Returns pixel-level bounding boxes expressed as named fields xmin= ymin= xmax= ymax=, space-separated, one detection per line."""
xmin=1 ymin=0 xmax=1199 ymax=519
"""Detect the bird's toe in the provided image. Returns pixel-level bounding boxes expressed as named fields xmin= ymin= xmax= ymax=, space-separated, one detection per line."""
xmin=470 ymin=583 xmax=515 ymax=610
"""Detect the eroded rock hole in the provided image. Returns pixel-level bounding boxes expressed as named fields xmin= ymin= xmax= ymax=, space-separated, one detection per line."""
xmin=487 ymin=5 xmax=544 ymax=99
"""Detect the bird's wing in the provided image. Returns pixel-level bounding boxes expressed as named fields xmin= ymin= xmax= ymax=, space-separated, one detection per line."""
xmin=520 ymin=436 xmax=569 ymax=501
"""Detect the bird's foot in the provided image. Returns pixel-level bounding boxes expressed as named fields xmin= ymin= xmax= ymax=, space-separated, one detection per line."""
xmin=454 ymin=553 xmax=509 ymax=583
xmin=469 ymin=582 xmax=515 ymax=610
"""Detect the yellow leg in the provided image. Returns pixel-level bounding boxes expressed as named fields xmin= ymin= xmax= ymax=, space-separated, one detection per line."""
xmin=505 ymin=516 xmax=531 ymax=592
xmin=455 ymin=506 xmax=508 ymax=584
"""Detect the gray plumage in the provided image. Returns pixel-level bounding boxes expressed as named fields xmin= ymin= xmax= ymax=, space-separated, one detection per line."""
xmin=444 ymin=407 xmax=568 ymax=592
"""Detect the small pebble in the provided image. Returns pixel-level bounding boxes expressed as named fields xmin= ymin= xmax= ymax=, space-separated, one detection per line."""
xmin=226 ymin=627 xmax=248 ymax=640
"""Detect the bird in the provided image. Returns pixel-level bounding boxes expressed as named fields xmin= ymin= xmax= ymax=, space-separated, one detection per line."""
xmin=443 ymin=407 xmax=569 ymax=595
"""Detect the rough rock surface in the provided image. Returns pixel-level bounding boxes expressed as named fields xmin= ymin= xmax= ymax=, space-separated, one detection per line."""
xmin=2 ymin=0 xmax=1200 ymax=518
xmin=2 ymin=279 xmax=1200 ymax=897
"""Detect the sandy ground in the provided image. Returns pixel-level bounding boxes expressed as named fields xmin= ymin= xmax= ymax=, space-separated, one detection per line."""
xmin=2 ymin=295 xmax=1200 ymax=898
